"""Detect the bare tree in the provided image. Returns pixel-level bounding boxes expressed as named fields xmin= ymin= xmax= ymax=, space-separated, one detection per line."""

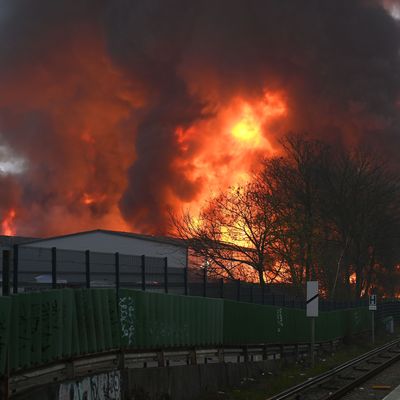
xmin=257 ymin=135 xmax=331 ymax=294
xmin=171 ymin=134 xmax=400 ymax=300
xmin=172 ymin=183 xmax=279 ymax=287
xmin=324 ymin=149 xmax=400 ymax=299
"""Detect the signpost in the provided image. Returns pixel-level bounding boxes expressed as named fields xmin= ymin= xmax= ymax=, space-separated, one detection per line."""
xmin=307 ymin=281 xmax=319 ymax=368
xmin=369 ymin=294 xmax=377 ymax=344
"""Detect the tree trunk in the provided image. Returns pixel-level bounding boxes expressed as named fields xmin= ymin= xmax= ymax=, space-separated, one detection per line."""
xmin=258 ymin=269 xmax=265 ymax=286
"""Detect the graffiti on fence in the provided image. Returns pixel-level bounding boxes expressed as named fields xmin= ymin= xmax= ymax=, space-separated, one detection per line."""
xmin=119 ymin=296 xmax=135 ymax=346
xmin=58 ymin=370 xmax=121 ymax=400
xmin=353 ymin=309 xmax=361 ymax=329
xmin=276 ymin=308 xmax=284 ymax=333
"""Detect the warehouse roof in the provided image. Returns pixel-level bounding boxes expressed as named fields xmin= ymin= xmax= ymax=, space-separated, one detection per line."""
xmin=20 ymin=229 xmax=188 ymax=248
xmin=0 ymin=235 xmax=38 ymax=247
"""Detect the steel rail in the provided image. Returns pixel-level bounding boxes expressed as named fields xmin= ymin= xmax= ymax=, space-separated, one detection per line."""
xmin=267 ymin=337 xmax=400 ymax=400
xmin=9 ymin=341 xmax=334 ymax=396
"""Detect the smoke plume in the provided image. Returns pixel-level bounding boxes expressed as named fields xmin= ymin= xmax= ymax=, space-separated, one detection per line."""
xmin=0 ymin=0 xmax=399 ymax=236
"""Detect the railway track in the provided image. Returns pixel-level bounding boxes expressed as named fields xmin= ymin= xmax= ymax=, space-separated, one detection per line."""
xmin=267 ymin=337 xmax=400 ymax=400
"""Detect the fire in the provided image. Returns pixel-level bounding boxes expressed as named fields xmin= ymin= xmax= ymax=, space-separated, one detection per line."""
xmin=230 ymin=92 xmax=287 ymax=146
xmin=231 ymin=104 xmax=261 ymax=143
xmin=82 ymin=193 xmax=96 ymax=205
xmin=81 ymin=192 xmax=107 ymax=206
xmin=220 ymin=224 xmax=249 ymax=247
xmin=262 ymin=92 xmax=287 ymax=117
xmin=0 ymin=17 xmax=288 ymax=237
xmin=230 ymin=93 xmax=286 ymax=145
xmin=173 ymin=90 xmax=288 ymax=219
xmin=2 ymin=209 xmax=16 ymax=236
xmin=0 ymin=32 xmax=140 ymax=236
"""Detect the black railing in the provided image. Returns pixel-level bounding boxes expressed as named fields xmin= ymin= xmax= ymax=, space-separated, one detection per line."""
xmin=0 ymin=247 xmax=375 ymax=310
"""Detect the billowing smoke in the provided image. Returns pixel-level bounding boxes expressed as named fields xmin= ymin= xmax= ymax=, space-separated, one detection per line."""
xmin=0 ymin=0 xmax=399 ymax=236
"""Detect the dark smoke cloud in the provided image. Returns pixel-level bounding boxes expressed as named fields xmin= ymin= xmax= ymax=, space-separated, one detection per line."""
xmin=105 ymin=0 xmax=400 ymax=232
xmin=0 ymin=0 xmax=399 ymax=235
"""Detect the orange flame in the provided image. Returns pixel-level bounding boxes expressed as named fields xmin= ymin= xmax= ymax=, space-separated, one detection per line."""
xmin=231 ymin=104 xmax=262 ymax=143
xmin=2 ymin=209 xmax=16 ymax=236
xmin=81 ymin=192 xmax=107 ymax=206
xmin=173 ymin=90 xmax=288 ymax=217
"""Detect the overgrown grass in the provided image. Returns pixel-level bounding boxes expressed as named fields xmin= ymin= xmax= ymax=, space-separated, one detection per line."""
xmin=198 ymin=330 xmax=398 ymax=400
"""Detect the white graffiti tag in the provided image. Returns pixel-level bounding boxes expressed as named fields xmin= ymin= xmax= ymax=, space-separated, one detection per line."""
xmin=276 ymin=308 xmax=284 ymax=333
xmin=58 ymin=371 xmax=121 ymax=400
xmin=119 ymin=296 xmax=135 ymax=346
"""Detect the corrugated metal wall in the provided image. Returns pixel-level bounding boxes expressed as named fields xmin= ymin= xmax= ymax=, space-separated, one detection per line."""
xmin=0 ymin=289 xmax=371 ymax=376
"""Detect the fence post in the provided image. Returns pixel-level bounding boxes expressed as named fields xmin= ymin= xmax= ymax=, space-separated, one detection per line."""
xmin=141 ymin=255 xmax=146 ymax=291
xmin=164 ymin=257 xmax=168 ymax=294
xmin=184 ymin=267 xmax=188 ymax=295
xmin=219 ymin=278 xmax=224 ymax=299
xmin=12 ymin=244 xmax=18 ymax=294
xmin=51 ymin=247 xmax=57 ymax=289
xmin=2 ymin=250 xmax=10 ymax=296
xmin=203 ymin=265 xmax=207 ymax=297
xmin=115 ymin=252 xmax=120 ymax=293
xmin=236 ymin=280 xmax=241 ymax=301
xmin=85 ymin=250 xmax=91 ymax=289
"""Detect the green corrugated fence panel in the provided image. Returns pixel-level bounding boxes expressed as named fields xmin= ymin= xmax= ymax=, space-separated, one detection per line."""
xmin=30 ymin=292 xmax=42 ymax=366
xmin=61 ymin=289 xmax=74 ymax=358
xmin=74 ymin=289 xmax=88 ymax=355
xmin=2 ymin=289 xmax=374 ymax=375
xmin=280 ymin=307 xmax=297 ymax=343
xmin=85 ymin=290 xmax=97 ymax=353
xmin=223 ymin=300 xmax=371 ymax=345
xmin=17 ymin=293 xmax=32 ymax=369
xmin=71 ymin=296 xmax=80 ymax=356
xmin=147 ymin=292 xmax=158 ymax=347
xmin=118 ymin=289 xmax=223 ymax=349
xmin=101 ymin=290 xmax=113 ymax=350
xmin=108 ymin=290 xmax=120 ymax=348
xmin=92 ymin=289 xmax=105 ymax=352
xmin=293 ymin=308 xmax=309 ymax=343
xmin=119 ymin=289 xmax=137 ymax=348
xmin=172 ymin=294 xmax=179 ymax=346
xmin=189 ymin=297 xmax=198 ymax=345
xmin=0 ymin=297 xmax=11 ymax=375
xmin=344 ymin=308 xmax=371 ymax=337
xmin=223 ymin=300 xmax=280 ymax=345
xmin=10 ymin=294 xmax=19 ymax=370
xmin=41 ymin=290 xmax=63 ymax=363
xmin=10 ymin=293 xmax=40 ymax=371
xmin=182 ymin=294 xmax=190 ymax=346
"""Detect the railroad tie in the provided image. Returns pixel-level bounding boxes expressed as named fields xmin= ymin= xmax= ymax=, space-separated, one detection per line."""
xmin=366 ymin=360 xmax=382 ymax=365
xmin=353 ymin=366 xmax=370 ymax=372
xmin=320 ymin=385 xmax=340 ymax=391
xmin=338 ymin=375 xmax=356 ymax=380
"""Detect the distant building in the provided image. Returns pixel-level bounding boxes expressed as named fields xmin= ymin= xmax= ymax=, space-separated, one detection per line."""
xmin=21 ymin=229 xmax=189 ymax=269
xmin=0 ymin=230 xmax=190 ymax=291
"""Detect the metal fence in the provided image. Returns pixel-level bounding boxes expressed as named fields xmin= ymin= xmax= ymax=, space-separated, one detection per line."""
xmin=0 ymin=246 xmax=371 ymax=310
xmin=2 ymin=246 xmax=187 ymax=294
